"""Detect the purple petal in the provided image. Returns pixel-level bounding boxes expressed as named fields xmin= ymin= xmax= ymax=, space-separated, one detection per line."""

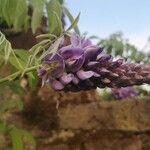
xmin=66 ymin=54 xmax=85 ymax=72
xmin=93 ymin=72 xmax=101 ymax=77
xmin=60 ymin=73 xmax=74 ymax=85
xmin=50 ymin=79 xmax=64 ymax=90
xmin=43 ymin=53 xmax=65 ymax=78
xmin=43 ymin=54 xmax=52 ymax=62
xmin=86 ymin=61 xmax=99 ymax=69
xmin=66 ymin=59 xmax=76 ymax=66
xmin=77 ymin=70 xmax=94 ymax=80
xmin=71 ymin=34 xmax=92 ymax=48
xmin=81 ymin=38 xmax=92 ymax=48
xmin=84 ymin=46 xmax=102 ymax=64
xmin=70 ymin=34 xmax=81 ymax=47
xmin=112 ymin=87 xmax=138 ymax=100
xmin=97 ymin=53 xmax=112 ymax=62
xmin=72 ymin=76 xmax=79 ymax=84
xmin=60 ymin=47 xmax=84 ymax=59
xmin=59 ymin=45 xmax=72 ymax=53
xmin=99 ymin=68 xmax=110 ymax=74
xmin=109 ymin=59 xmax=124 ymax=68
xmin=38 ymin=68 xmax=47 ymax=77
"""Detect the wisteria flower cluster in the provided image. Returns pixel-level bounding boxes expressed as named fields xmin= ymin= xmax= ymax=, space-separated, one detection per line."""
xmin=111 ymin=87 xmax=138 ymax=100
xmin=38 ymin=34 xmax=150 ymax=92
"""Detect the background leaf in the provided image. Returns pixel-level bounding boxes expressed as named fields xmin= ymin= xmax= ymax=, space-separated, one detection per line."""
xmin=0 ymin=31 xmax=12 ymax=63
xmin=0 ymin=99 xmax=23 ymax=113
xmin=31 ymin=0 xmax=45 ymax=33
xmin=0 ymin=122 xmax=6 ymax=133
xmin=46 ymin=0 xmax=63 ymax=35
xmin=13 ymin=0 xmax=28 ymax=30
xmin=1 ymin=0 xmax=28 ymax=31
xmin=10 ymin=127 xmax=23 ymax=150
xmin=27 ymin=72 xmax=39 ymax=89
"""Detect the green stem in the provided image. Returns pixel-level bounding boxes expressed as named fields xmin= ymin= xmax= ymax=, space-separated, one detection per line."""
xmin=0 ymin=66 xmax=40 ymax=84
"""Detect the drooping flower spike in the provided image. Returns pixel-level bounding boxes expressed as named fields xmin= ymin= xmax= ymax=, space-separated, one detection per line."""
xmin=38 ymin=34 xmax=150 ymax=92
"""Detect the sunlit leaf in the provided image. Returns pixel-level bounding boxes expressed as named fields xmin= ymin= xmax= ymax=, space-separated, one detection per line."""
xmin=63 ymin=7 xmax=80 ymax=35
xmin=31 ymin=0 xmax=45 ymax=33
xmin=46 ymin=0 xmax=63 ymax=35
xmin=0 ymin=32 xmax=12 ymax=63
xmin=39 ymin=36 xmax=64 ymax=60
xmin=1 ymin=0 xmax=28 ymax=30
xmin=13 ymin=0 xmax=28 ymax=30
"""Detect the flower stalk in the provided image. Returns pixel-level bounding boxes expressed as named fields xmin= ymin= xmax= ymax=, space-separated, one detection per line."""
xmin=0 ymin=65 xmax=41 ymax=84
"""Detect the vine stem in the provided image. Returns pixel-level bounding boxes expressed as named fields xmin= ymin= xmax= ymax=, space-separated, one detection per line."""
xmin=11 ymin=49 xmax=23 ymax=70
xmin=0 ymin=66 xmax=40 ymax=84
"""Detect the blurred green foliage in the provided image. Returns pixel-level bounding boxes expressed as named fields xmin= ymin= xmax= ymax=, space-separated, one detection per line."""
xmin=0 ymin=81 xmax=35 ymax=150
xmin=98 ymin=32 xmax=150 ymax=64
xmin=0 ymin=0 xmax=80 ymax=35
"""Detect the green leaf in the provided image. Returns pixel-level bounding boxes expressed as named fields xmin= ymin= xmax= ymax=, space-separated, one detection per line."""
xmin=6 ymin=0 xmax=18 ymax=25
xmin=63 ymin=7 xmax=80 ymax=35
xmin=13 ymin=0 xmax=28 ymax=30
xmin=1 ymin=0 xmax=10 ymax=26
xmin=46 ymin=0 xmax=63 ymax=35
xmin=31 ymin=0 xmax=45 ymax=33
xmin=9 ymin=49 xmax=38 ymax=73
xmin=27 ymin=72 xmax=38 ymax=89
xmin=36 ymin=33 xmax=57 ymax=40
xmin=9 ymin=56 xmax=24 ymax=70
xmin=0 ymin=122 xmax=6 ymax=133
xmin=15 ymin=49 xmax=30 ymax=62
xmin=20 ymin=130 xmax=35 ymax=146
xmin=29 ymin=39 xmax=51 ymax=53
xmin=7 ymin=81 xmax=24 ymax=94
xmin=0 ymin=99 xmax=23 ymax=113
xmin=1 ymin=0 xmax=28 ymax=30
xmin=10 ymin=127 xmax=23 ymax=150
xmin=58 ymin=0 xmax=64 ymax=4
xmin=0 ymin=31 xmax=12 ymax=63
xmin=39 ymin=36 xmax=64 ymax=60
xmin=0 ymin=32 xmax=23 ymax=69
xmin=0 ymin=0 xmax=3 ymax=18
xmin=66 ymin=12 xmax=80 ymax=33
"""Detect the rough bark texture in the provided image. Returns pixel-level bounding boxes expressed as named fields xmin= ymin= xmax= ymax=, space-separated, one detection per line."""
xmin=58 ymin=97 xmax=150 ymax=131
xmin=33 ymin=95 xmax=150 ymax=150
xmin=7 ymin=87 xmax=150 ymax=150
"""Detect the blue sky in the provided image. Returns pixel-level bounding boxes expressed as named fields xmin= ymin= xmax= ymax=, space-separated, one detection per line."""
xmin=66 ymin=0 xmax=150 ymax=49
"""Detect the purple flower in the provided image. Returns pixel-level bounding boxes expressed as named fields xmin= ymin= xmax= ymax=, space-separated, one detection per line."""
xmin=111 ymin=87 xmax=138 ymax=100
xmin=59 ymin=47 xmax=85 ymax=72
xmin=43 ymin=53 xmax=65 ymax=78
xmin=38 ymin=34 xmax=150 ymax=91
